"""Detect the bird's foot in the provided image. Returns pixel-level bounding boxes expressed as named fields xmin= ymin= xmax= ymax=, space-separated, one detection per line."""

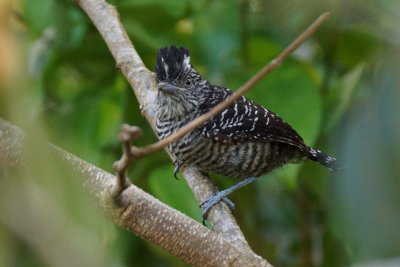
xmin=198 ymin=177 xmax=257 ymax=225
xmin=200 ymin=193 xmax=235 ymax=225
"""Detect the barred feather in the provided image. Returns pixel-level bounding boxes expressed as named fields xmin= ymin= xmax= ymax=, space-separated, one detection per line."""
xmin=197 ymin=85 xmax=307 ymax=151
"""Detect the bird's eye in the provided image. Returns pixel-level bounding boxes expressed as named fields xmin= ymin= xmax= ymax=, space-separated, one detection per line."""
xmin=185 ymin=79 xmax=192 ymax=87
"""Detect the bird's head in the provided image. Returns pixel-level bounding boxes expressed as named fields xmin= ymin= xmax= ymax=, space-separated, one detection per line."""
xmin=155 ymin=45 xmax=209 ymax=119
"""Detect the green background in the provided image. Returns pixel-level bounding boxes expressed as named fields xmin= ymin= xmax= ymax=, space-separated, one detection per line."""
xmin=1 ymin=0 xmax=400 ymax=266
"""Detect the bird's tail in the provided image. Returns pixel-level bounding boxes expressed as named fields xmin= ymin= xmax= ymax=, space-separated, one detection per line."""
xmin=306 ymin=147 xmax=338 ymax=171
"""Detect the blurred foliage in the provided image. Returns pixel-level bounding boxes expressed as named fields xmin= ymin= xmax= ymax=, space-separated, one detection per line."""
xmin=1 ymin=0 xmax=400 ymax=266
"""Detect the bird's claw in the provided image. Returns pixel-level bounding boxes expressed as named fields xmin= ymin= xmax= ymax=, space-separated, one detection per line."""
xmin=200 ymin=195 xmax=221 ymax=225
xmin=173 ymin=165 xmax=181 ymax=180
xmin=173 ymin=160 xmax=181 ymax=180
xmin=200 ymin=194 xmax=235 ymax=225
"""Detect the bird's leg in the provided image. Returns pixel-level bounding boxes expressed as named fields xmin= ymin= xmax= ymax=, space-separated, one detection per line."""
xmin=173 ymin=160 xmax=182 ymax=180
xmin=200 ymin=177 xmax=257 ymax=224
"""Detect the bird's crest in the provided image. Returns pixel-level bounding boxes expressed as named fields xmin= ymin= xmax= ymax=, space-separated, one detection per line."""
xmin=156 ymin=45 xmax=191 ymax=82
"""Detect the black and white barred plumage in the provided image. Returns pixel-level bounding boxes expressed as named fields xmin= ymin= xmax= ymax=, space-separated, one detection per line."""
xmin=155 ymin=46 xmax=337 ymax=182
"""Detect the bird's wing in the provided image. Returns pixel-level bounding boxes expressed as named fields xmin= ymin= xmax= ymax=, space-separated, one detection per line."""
xmin=197 ymin=88 xmax=307 ymax=151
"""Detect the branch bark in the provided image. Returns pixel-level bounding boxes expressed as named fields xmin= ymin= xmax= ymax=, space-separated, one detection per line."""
xmin=0 ymin=118 xmax=269 ymax=266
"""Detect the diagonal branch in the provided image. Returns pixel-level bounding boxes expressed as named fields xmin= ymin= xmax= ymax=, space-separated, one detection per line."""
xmin=0 ymin=118 xmax=269 ymax=267
xmin=77 ymin=0 xmax=255 ymax=251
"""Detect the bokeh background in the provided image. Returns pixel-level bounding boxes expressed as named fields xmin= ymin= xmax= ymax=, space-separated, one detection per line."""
xmin=1 ymin=0 xmax=400 ymax=266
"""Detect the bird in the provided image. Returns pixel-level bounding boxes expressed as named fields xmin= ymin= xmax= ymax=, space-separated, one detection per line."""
xmin=154 ymin=45 xmax=336 ymax=222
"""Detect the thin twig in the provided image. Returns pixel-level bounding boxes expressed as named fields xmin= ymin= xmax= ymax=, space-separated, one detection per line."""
xmin=128 ymin=12 xmax=330 ymax=160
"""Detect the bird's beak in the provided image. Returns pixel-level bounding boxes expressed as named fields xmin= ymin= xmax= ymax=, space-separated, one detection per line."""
xmin=158 ymin=82 xmax=181 ymax=95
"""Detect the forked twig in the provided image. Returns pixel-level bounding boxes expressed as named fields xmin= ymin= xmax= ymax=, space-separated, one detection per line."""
xmin=0 ymin=118 xmax=270 ymax=266
xmin=112 ymin=124 xmax=142 ymax=197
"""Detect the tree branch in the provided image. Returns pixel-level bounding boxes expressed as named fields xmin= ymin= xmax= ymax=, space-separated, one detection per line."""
xmin=0 ymin=118 xmax=270 ymax=266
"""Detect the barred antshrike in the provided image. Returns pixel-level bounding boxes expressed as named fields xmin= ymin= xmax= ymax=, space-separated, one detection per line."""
xmin=155 ymin=45 xmax=336 ymax=222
